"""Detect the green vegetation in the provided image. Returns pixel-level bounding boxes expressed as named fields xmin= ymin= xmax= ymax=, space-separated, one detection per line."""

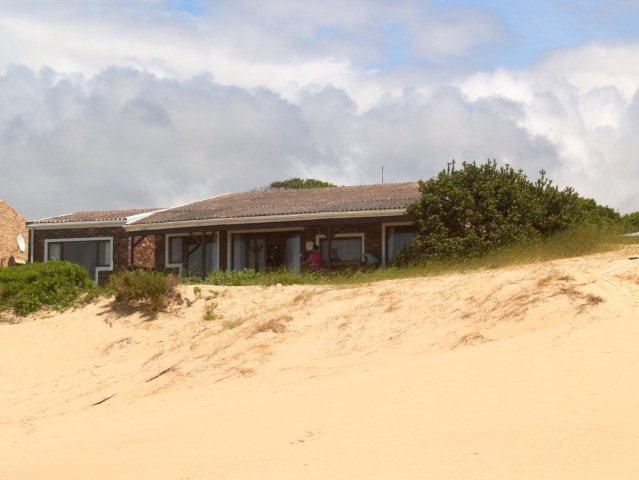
xmin=107 ymin=270 xmax=179 ymax=312
xmin=402 ymin=160 xmax=619 ymax=262
xmin=0 ymin=261 xmax=96 ymax=316
xmin=269 ymin=178 xmax=336 ymax=189
xmin=622 ymin=211 xmax=639 ymax=231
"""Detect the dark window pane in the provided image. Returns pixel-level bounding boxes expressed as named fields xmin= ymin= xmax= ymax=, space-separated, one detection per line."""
xmin=62 ymin=241 xmax=98 ymax=277
xmin=48 ymin=242 xmax=62 ymax=260
xmin=387 ymin=227 xmax=416 ymax=261
xmin=170 ymin=237 xmax=183 ymax=263
xmin=320 ymin=237 xmax=362 ymax=262
xmin=97 ymin=241 xmax=111 ymax=266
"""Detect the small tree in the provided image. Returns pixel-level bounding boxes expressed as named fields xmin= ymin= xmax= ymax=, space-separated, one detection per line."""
xmin=270 ymin=178 xmax=336 ymax=189
xmin=402 ymin=160 xmax=618 ymax=260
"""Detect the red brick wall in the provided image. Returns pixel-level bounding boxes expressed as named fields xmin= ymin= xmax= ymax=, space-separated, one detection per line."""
xmin=0 ymin=200 xmax=28 ymax=266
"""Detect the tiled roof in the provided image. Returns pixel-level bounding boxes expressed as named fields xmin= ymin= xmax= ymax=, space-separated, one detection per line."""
xmin=135 ymin=183 xmax=420 ymax=225
xmin=30 ymin=208 xmax=161 ymax=225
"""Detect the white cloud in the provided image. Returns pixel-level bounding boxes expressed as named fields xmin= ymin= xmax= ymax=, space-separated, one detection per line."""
xmin=0 ymin=0 xmax=505 ymax=108
xmin=1 ymin=2 xmax=639 ymax=218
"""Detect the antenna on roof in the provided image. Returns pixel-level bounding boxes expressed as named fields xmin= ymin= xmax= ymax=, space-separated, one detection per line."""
xmin=381 ymin=164 xmax=384 ymax=184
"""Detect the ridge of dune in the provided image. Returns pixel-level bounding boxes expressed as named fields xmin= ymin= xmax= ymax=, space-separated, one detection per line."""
xmin=1 ymin=249 xmax=639 ymax=479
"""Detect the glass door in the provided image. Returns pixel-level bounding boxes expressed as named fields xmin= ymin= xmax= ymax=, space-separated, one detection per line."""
xmin=286 ymin=233 xmax=301 ymax=273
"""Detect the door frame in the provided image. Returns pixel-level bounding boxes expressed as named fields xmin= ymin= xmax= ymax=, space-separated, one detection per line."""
xmin=227 ymin=227 xmax=304 ymax=271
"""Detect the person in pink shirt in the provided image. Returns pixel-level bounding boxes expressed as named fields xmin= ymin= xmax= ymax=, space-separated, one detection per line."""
xmin=305 ymin=244 xmax=323 ymax=271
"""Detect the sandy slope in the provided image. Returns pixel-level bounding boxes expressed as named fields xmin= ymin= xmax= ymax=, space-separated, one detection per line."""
xmin=2 ymin=249 xmax=639 ymax=479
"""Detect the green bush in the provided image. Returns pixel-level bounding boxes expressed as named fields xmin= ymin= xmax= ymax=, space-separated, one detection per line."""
xmin=107 ymin=270 xmax=179 ymax=312
xmin=621 ymin=211 xmax=639 ymax=232
xmin=403 ymin=160 xmax=620 ymax=261
xmin=269 ymin=178 xmax=336 ymax=189
xmin=0 ymin=261 xmax=96 ymax=316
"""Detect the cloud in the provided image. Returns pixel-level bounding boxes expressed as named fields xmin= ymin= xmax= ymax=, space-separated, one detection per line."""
xmin=1 ymin=65 xmax=560 ymax=219
xmin=1 ymin=2 xmax=639 ymax=218
xmin=0 ymin=0 xmax=505 ymax=108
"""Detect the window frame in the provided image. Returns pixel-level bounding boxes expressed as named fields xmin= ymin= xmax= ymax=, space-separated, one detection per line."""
xmin=44 ymin=237 xmax=114 ymax=283
xmin=315 ymin=233 xmax=365 ymax=265
xmin=165 ymin=232 xmax=220 ymax=276
xmin=381 ymin=221 xmax=416 ymax=267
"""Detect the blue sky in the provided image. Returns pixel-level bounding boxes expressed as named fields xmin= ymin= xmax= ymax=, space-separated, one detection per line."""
xmin=1 ymin=0 xmax=639 ymax=217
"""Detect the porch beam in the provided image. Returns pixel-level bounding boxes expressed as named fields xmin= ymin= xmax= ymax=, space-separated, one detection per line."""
xmin=125 ymin=216 xmax=412 ymax=237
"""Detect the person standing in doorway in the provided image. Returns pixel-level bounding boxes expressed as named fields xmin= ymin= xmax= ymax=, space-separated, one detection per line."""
xmin=305 ymin=244 xmax=323 ymax=271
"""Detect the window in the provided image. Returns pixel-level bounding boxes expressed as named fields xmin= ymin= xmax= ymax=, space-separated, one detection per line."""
xmin=386 ymin=226 xmax=417 ymax=262
xmin=169 ymin=237 xmax=183 ymax=264
xmin=319 ymin=235 xmax=363 ymax=263
xmin=168 ymin=235 xmax=219 ymax=276
xmin=45 ymin=239 xmax=112 ymax=281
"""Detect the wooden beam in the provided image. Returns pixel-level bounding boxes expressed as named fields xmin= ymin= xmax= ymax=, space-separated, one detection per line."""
xmin=133 ymin=235 xmax=148 ymax=248
xmin=125 ymin=216 xmax=412 ymax=236
xmin=129 ymin=236 xmax=135 ymax=269
xmin=327 ymin=223 xmax=332 ymax=269
xmin=201 ymin=232 xmax=208 ymax=279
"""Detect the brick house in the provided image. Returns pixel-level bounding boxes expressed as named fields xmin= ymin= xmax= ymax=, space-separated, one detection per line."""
xmin=28 ymin=183 xmax=421 ymax=282
xmin=0 ymin=200 xmax=28 ymax=267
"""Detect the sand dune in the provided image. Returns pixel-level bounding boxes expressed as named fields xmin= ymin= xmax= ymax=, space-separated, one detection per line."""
xmin=2 ymin=250 xmax=639 ymax=479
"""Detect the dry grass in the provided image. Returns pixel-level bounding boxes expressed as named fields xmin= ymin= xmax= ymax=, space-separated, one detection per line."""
xmin=221 ymin=318 xmax=246 ymax=331
xmin=252 ymin=316 xmax=291 ymax=336
xmin=203 ymin=302 xmax=219 ymax=321
xmin=578 ymin=294 xmax=605 ymax=313
xmin=102 ymin=337 xmax=132 ymax=355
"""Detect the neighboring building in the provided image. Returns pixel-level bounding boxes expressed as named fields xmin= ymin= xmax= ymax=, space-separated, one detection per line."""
xmin=28 ymin=183 xmax=421 ymax=282
xmin=0 ymin=200 xmax=28 ymax=267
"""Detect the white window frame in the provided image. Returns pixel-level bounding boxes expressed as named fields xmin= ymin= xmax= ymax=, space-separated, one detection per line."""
xmin=381 ymin=221 xmax=416 ymax=267
xmin=165 ymin=232 xmax=220 ymax=276
xmin=315 ymin=232 xmax=365 ymax=263
xmin=44 ymin=237 xmax=114 ymax=283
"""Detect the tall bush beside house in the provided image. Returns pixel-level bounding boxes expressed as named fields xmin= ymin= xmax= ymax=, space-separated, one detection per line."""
xmin=402 ymin=161 xmax=619 ymax=261
xmin=0 ymin=261 xmax=96 ymax=315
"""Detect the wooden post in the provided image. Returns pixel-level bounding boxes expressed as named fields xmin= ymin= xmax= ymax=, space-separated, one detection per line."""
xmin=327 ymin=223 xmax=332 ymax=269
xmin=129 ymin=236 xmax=135 ymax=269
xmin=201 ymin=232 xmax=207 ymax=279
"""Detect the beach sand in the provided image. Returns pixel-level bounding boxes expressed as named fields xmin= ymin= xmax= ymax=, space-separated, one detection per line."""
xmin=2 ymin=249 xmax=639 ymax=479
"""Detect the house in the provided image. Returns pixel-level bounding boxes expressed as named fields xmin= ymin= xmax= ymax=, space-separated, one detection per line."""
xmin=27 ymin=183 xmax=421 ymax=282
xmin=0 ymin=200 xmax=28 ymax=267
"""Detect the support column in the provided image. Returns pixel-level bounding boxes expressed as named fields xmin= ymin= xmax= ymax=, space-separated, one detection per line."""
xmin=201 ymin=232 xmax=208 ymax=279
xmin=129 ymin=236 xmax=135 ymax=269
xmin=327 ymin=223 xmax=332 ymax=269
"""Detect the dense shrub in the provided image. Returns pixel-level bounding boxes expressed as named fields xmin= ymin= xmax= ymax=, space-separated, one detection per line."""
xmin=621 ymin=211 xmax=639 ymax=232
xmin=270 ymin=178 xmax=336 ymax=189
xmin=0 ymin=261 xmax=96 ymax=315
xmin=402 ymin=161 xmax=619 ymax=261
xmin=107 ymin=270 xmax=179 ymax=312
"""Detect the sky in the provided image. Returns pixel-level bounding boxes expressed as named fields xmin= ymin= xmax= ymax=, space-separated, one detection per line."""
xmin=1 ymin=0 xmax=639 ymax=218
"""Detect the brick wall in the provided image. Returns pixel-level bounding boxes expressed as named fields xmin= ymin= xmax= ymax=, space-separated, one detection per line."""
xmin=0 ymin=200 xmax=28 ymax=266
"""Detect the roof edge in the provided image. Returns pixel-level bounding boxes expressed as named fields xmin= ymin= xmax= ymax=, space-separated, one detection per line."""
xmin=126 ymin=208 xmax=409 ymax=232
xmin=27 ymin=220 xmax=126 ymax=230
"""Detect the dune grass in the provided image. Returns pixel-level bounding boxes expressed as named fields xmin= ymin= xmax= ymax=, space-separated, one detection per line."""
xmin=0 ymin=261 xmax=97 ymax=316
xmin=202 ymin=228 xmax=636 ymax=287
